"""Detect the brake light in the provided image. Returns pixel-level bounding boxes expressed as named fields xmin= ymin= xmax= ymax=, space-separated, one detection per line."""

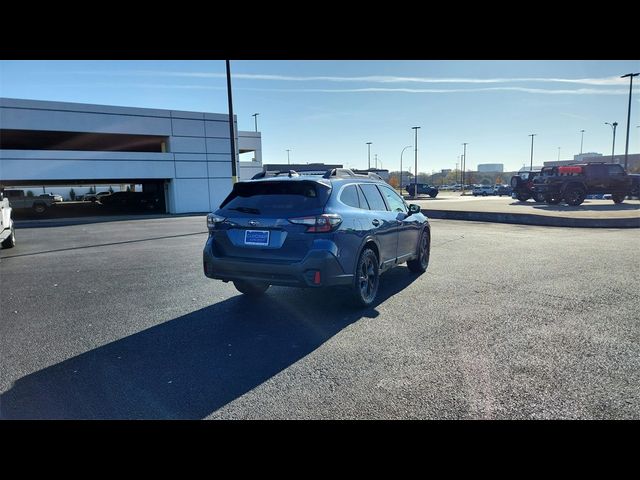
xmin=289 ymin=214 xmax=342 ymax=232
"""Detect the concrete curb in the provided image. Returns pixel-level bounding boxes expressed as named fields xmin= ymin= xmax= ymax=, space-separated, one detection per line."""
xmin=424 ymin=209 xmax=640 ymax=228
xmin=15 ymin=212 xmax=208 ymax=229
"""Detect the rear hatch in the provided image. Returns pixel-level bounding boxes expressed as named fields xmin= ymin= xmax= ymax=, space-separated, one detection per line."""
xmin=212 ymin=179 xmax=332 ymax=263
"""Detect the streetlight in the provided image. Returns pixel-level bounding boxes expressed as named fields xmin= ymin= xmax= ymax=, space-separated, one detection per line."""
xmin=529 ymin=134 xmax=537 ymax=171
xmin=286 ymin=149 xmax=291 ymax=165
xmin=621 ymin=73 xmax=639 ymax=171
xmin=225 ymin=60 xmax=238 ymax=184
xmin=252 ymin=113 xmax=259 ymax=132
xmin=580 ymin=129 xmax=585 ymax=154
xmin=374 ymin=154 xmax=378 ymax=169
xmin=400 ymin=145 xmax=412 ymax=195
xmin=558 ymin=147 xmax=561 ymax=162
xmin=366 ymin=142 xmax=372 ymax=170
xmin=462 ymin=143 xmax=468 ymax=194
xmin=411 ymin=127 xmax=421 ymax=198
xmin=605 ymin=122 xmax=618 ymax=163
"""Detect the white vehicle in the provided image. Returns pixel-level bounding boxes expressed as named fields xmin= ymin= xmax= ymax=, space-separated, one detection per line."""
xmin=0 ymin=190 xmax=16 ymax=248
xmin=472 ymin=185 xmax=495 ymax=196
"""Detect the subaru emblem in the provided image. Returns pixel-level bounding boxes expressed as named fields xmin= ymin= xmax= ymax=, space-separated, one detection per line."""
xmin=249 ymin=220 xmax=259 ymax=226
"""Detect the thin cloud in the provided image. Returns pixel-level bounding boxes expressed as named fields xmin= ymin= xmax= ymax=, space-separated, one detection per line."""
xmin=73 ymin=70 xmax=627 ymax=86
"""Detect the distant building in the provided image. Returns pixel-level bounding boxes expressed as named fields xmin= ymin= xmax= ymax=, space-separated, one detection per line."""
xmin=477 ymin=163 xmax=504 ymax=172
xmin=573 ymin=152 xmax=602 ymax=162
xmin=441 ymin=169 xmax=452 ymax=174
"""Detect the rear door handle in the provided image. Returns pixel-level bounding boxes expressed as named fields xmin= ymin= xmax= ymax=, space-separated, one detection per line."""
xmin=372 ymin=219 xmax=380 ymax=226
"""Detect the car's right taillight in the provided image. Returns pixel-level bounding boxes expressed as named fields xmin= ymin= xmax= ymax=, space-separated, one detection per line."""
xmin=289 ymin=214 xmax=342 ymax=233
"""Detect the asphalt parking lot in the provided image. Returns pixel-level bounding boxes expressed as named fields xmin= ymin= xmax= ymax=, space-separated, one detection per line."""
xmin=1 ymin=216 xmax=638 ymax=419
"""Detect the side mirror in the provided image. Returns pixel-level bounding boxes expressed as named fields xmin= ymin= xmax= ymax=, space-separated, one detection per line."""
xmin=408 ymin=204 xmax=421 ymax=215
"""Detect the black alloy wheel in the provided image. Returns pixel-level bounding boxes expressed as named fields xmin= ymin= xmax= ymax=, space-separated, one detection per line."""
xmin=563 ymin=185 xmax=586 ymax=206
xmin=407 ymin=229 xmax=430 ymax=274
xmin=352 ymin=248 xmax=380 ymax=307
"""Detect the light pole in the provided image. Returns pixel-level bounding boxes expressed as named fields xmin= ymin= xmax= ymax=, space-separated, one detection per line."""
xmin=366 ymin=142 xmax=372 ymax=170
xmin=529 ymin=134 xmax=537 ymax=171
xmin=286 ymin=149 xmax=291 ymax=165
xmin=400 ymin=145 xmax=412 ymax=194
xmin=374 ymin=154 xmax=378 ymax=169
xmin=621 ymin=73 xmax=639 ymax=171
xmin=558 ymin=147 xmax=561 ymax=162
xmin=252 ymin=113 xmax=259 ymax=132
xmin=580 ymin=129 xmax=585 ymax=154
xmin=412 ymin=127 xmax=421 ymax=198
xmin=605 ymin=122 xmax=618 ymax=163
xmin=225 ymin=60 xmax=238 ymax=184
xmin=462 ymin=143 xmax=468 ymax=193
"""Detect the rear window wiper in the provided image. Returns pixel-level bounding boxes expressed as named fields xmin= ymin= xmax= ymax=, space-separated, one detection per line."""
xmin=228 ymin=207 xmax=261 ymax=214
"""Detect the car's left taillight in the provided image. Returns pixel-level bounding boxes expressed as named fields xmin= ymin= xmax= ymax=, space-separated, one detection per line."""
xmin=207 ymin=213 xmax=226 ymax=230
xmin=288 ymin=214 xmax=342 ymax=233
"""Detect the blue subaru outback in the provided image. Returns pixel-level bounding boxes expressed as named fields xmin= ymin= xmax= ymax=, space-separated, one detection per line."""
xmin=203 ymin=168 xmax=431 ymax=307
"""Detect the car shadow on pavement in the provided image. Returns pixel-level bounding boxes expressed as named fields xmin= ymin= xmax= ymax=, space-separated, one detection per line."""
xmin=509 ymin=201 xmax=640 ymax=211
xmin=0 ymin=267 xmax=420 ymax=419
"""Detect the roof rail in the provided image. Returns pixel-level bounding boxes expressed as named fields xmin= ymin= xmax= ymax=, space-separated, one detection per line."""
xmin=322 ymin=168 xmax=357 ymax=179
xmin=251 ymin=170 xmax=300 ymax=179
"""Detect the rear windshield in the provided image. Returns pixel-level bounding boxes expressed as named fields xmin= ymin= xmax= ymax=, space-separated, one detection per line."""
xmin=219 ymin=180 xmax=331 ymax=215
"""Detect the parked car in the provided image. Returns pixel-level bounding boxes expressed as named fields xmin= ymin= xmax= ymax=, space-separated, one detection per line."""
xmin=629 ymin=174 xmax=640 ymax=199
xmin=494 ymin=185 xmax=512 ymax=196
xmin=406 ymin=183 xmax=438 ymax=198
xmin=510 ymin=170 xmax=545 ymax=202
xmin=203 ymin=168 xmax=431 ymax=307
xmin=85 ymin=191 xmax=112 ymax=202
xmin=39 ymin=193 xmax=63 ymax=202
xmin=2 ymin=189 xmax=56 ymax=214
xmin=99 ymin=191 xmax=161 ymax=210
xmin=532 ymin=163 xmax=633 ymax=206
xmin=0 ymin=190 xmax=16 ymax=248
xmin=472 ymin=185 xmax=494 ymax=196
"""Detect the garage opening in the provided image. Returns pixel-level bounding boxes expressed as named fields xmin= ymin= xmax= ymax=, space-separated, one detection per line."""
xmin=2 ymin=179 xmax=170 ymax=220
xmin=0 ymin=129 xmax=169 ymax=153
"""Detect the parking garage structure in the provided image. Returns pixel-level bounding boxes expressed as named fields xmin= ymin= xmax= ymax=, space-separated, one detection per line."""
xmin=0 ymin=98 xmax=262 ymax=214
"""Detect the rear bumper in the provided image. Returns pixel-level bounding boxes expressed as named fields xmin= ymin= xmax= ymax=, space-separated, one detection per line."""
xmin=202 ymin=236 xmax=353 ymax=288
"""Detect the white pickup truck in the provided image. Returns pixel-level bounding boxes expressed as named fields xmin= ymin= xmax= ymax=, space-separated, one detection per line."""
xmin=0 ymin=190 xmax=16 ymax=248
xmin=3 ymin=189 xmax=57 ymax=214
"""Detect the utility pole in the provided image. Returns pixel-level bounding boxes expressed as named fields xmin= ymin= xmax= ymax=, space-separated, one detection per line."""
xmin=529 ymin=134 xmax=537 ymax=171
xmin=621 ymin=73 xmax=639 ymax=171
xmin=366 ymin=142 xmax=372 ymax=170
xmin=412 ymin=127 xmax=421 ymax=198
xmin=462 ymin=143 xmax=468 ymax=194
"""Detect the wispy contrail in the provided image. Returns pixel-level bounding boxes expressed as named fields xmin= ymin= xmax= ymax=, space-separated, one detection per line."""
xmin=73 ymin=70 xmax=627 ymax=86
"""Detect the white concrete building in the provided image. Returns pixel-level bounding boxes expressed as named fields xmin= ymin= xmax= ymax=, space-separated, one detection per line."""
xmin=0 ymin=98 xmax=262 ymax=213
xmin=477 ymin=163 xmax=504 ymax=172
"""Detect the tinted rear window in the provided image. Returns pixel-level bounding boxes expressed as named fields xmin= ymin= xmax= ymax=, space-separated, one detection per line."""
xmin=340 ymin=184 xmax=361 ymax=208
xmin=219 ymin=180 xmax=330 ymax=215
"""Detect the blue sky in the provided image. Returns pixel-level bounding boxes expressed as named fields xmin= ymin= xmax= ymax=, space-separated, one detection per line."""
xmin=1 ymin=60 xmax=638 ymax=173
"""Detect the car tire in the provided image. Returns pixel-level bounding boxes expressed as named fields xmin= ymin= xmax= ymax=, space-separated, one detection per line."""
xmin=563 ymin=184 xmax=586 ymax=206
xmin=1 ymin=222 xmax=15 ymax=248
xmin=533 ymin=193 xmax=545 ymax=203
xmin=612 ymin=193 xmax=625 ymax=204
xmin=32 ymin=202 xmax=47 ymax=214
xmin=407 ymin=229 xmax=430 ymax=274
xmin=233 ymin=280 xmax=270 ymax=296
xmin=429 ymin=192 xmax=437 ymax=198
xmin=545 ymin=194 xmax=561 ymax=204
xmin=351 ymin=247 xmax=380 ymax=307
xmin=516 ymin=193 xmax=530 ymax=202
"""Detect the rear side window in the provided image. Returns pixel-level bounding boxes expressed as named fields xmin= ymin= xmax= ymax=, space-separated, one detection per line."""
xmin=359 ymin=183 xmax=388 ymax=211
xmin=340 ymin=184 xmax=361 ymax=208
xmin=607 ymin=164 xmax=625 ymax=176
xmin=219 ymin=180 xmax=330 ymax=215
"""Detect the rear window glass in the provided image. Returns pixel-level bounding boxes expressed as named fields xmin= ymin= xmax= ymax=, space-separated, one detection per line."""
xmin=219 ymin=180 xmax=330 ymax=215
xmin=340 ymin=185 xmax=361 ymax=208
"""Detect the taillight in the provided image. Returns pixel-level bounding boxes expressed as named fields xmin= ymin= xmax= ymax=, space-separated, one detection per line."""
xmin=289 ymin=214 xmax=342 ymax=232
xmin=207 ymin=213 xmax=226 ymax=229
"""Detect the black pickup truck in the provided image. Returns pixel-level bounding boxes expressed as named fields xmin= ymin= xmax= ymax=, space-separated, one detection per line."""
xmin=532 ymin=163 xmax=633 ymax=206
